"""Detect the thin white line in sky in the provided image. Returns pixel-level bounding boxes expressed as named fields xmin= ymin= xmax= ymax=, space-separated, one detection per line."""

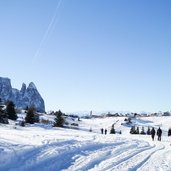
xmin=32 ymin=0 xmax=62 ymax=63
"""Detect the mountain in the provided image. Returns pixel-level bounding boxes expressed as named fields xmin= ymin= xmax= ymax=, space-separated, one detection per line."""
xmin=0 ymin=77 xmax=45 ymax=112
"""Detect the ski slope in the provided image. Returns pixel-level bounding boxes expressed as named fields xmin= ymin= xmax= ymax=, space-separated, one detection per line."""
xmin=0 ymin=116 xmax=171 ymax=171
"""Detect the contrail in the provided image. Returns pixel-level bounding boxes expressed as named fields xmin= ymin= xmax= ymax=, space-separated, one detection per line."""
xmin=32 ymin=0 xmax=62 ymax=63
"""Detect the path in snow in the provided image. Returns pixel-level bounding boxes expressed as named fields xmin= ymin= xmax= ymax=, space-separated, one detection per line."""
xmin=0 ymin=134 xmax=171 ymax=171
xmin=1 ymin=116 xmax=171 ymax=171
xmin=63 ymin=138 xmax=171 ymax=171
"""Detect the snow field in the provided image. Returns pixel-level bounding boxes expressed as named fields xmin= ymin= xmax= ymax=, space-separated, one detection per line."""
xmin=0 ymin=116 xmax=171 ymax=171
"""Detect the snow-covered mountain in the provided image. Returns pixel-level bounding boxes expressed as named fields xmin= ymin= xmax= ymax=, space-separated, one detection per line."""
xmin=0 ymin=77 xmax=45 ymax=112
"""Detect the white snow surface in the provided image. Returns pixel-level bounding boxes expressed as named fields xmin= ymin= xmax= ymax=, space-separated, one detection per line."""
xmin=0 ymin=116 xmax=171 ymax=171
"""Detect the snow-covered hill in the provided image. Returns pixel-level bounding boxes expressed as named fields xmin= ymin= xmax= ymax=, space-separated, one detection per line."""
xmin=0 ymin=116 xmax=171 ymax=171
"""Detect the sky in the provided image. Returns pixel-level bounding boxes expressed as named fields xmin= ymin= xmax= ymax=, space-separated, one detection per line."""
xmin=0 ymin=0 xmax=171 ymax=113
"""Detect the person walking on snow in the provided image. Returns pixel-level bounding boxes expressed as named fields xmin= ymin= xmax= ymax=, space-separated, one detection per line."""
xmin=101 ymin=128 xmax=104 ymax=134
xmin=105 ymin=129 xmax=107 ymax=135
xmin=157 ymin=127 xmax=162 ymax=141
xmin=168 ymin=127 xmax=171 ymax=145
xmin=151 ymin=127 xmax=155 ymax=141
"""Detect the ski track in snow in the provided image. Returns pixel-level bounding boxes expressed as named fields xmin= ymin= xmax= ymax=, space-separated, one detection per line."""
xmin=137 ymin=143 xmax=171 ymax=171
xmin=1 ymin=117 xmax=171 ymax=171
xmin=1 ymin=137 xmax=170 ymax=171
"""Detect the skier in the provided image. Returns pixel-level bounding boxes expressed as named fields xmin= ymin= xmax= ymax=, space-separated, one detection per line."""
xmin=157 ymin=127 xmax=162 ymax=141
xmin=151 ymin=127 xmax=155 ymax=141
xmin=168 ymin=127 xmax=171 ymax=145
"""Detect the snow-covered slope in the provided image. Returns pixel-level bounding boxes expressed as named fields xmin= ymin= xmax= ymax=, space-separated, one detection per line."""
xmin=0 ymin=116 xmax=171 ymax=171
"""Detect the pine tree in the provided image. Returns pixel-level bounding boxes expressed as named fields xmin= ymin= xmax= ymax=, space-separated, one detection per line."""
xmin=110 ymin=125 xmax=115 ymax=134
xmin=0 ymin=98 xmax=4 ymax=123
xmin=53 ymin=110 xmax=65 ymax=127
xmin=25 ymin=107 xmax=35 ymax=124
xmin=0 ymin=98 xmax=8 ymax=124
xmin=140 ymin=126 xmax=146 ymax=135
xmin=147 ymin=127 xmax=151 ymax=135
xmin=136 ymin=126 xmax=139 ymax=134
xmin=130 ymin=126 xmax=136 ymax=134
xmin=34 ymin=113 xmax=40 ymax=123
xmin=6 ymin=101 xmax=17 ymax=120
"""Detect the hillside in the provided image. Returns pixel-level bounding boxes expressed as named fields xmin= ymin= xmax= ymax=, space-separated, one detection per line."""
xmin=0 ymin=116 xmax=171 ymax=171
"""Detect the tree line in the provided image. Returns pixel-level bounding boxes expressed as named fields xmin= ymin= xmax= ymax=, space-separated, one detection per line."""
xmin=0 ymin=98 xmax=65 ymax=127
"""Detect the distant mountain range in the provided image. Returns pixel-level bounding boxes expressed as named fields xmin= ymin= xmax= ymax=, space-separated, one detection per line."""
xmin=0 ymin=77 xmax=45 ymax=112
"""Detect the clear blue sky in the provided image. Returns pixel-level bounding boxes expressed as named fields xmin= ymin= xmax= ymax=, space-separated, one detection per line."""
xmin=0 ymin=0 xmax=171 ymax=113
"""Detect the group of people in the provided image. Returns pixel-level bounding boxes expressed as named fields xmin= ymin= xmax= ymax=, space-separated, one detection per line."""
xmin=100 ymin=127 xmax=171 ymax=145
xmin=101 ymin=128 xmax=107 ymax=135
xmin=151 ymin=127 xmax=162 ymax=141
xmin=151 ymin=127 xmax=171 ymax=144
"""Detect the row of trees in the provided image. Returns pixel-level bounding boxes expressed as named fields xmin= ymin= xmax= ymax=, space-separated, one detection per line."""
xmin=0 ymin=98 xmax=39 ymax=125
xmin=130 ymin=126 xmax=151 ymax=135
xmin=0 ymin=97 xmax=66 ymax=128
xmin=25 ymin=109 xmax=65 ymax=126
xmin=0 ymin=97 xmax=65 ymax=127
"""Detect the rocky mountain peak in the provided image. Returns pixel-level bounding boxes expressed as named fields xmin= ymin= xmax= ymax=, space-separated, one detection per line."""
xmin=28 ymin=82 xmax=37 ymax=89
xmin=0 ymin=77 xmax=12 ymax=100
xmin=20 ymin=83 xmax=26 ymax=96
xmin=0 ymin=77 xmax=45 ymax=112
